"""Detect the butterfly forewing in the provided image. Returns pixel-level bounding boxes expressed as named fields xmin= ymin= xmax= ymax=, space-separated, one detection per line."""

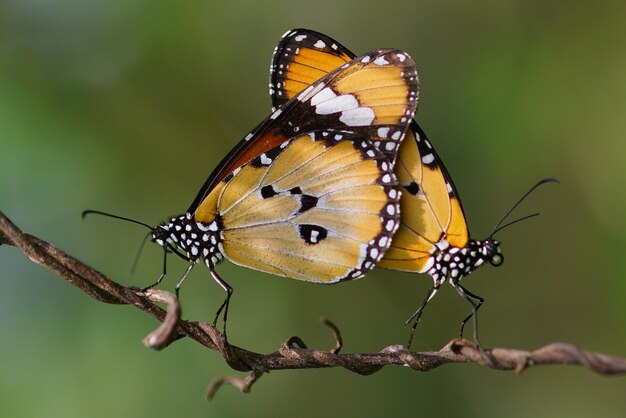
xmin=269 ymin=29 xmax=469 ymax=274
xmin=215 ymin=130 xmax=400 ymax=282
xmin=270 ymin=29 xmax=353 ymax=111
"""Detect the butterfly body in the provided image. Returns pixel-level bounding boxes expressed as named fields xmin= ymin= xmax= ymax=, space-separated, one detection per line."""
xmin=422 ymin=238 xmax=502 ymax=285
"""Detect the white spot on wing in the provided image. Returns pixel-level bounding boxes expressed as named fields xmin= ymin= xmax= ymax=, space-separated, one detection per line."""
xmin=270 ymin=108 xmax=282 ymax=119
xmin=313 ymin=40 xmax=326 ymax=48
xmin=311 ymin=94 xmax=359 ymax=115
xmin=260 ymin=154 xmax=272 ymax=165
xmin=374 ymin=56 xmax=389 ymax=66
xmin=339 ymin=107 xmax=375 ymax=126
xmin=311 ymin=87 xmax=339 ymax=107
xmin=377 ymin=127 xmax=390 ymax=138
xmin=435 ymin=239 xmax=450 ymax=251
xmin=422 ymin=154 xmax=435 ymax=164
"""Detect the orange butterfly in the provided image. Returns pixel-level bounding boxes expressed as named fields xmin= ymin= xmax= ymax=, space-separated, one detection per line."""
xmin=270 ymin=29 xmax=557 ymax=347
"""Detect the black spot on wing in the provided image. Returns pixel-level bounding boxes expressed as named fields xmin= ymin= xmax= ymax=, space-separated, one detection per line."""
xmin=403 ymin=181 xmax=420 ymax=195
xmin=289 ymin=187 xmax=302 ymax=195
xmin=298 ymin=195 xmax=318 ymax=213
xmin=298 ymin=224 xmax=328 ymax=245
xmin=261 ymin=185 xmax=278 ymax=199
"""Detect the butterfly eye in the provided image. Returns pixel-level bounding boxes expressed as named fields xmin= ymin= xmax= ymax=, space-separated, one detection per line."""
xmin=151 ymin=227 xmax=165 ymax=241
xmin=490 ymin=253 xmax=504 ymax=267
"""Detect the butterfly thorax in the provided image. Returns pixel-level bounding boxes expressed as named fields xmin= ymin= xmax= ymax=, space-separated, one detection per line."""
xmin=152 ymin=213 xmax=224 ymax=268
xmin=427 ymin=238 xmax=502 ymax=286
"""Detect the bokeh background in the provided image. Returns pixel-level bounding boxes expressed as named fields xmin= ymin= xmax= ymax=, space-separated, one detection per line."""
xmin=1 ymin=0 xmax=625 ymax=416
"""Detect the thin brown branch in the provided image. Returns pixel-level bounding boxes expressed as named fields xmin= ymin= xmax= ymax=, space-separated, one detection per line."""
xmin=2 ymin=211 xmax=626 ymax=399
xmin=321 ymin=317 xmax=343 ymax=354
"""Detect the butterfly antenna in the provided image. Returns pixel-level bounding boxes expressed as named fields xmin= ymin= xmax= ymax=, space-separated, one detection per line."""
xmin=490 ymin=212 xmax=540 ymax=236
xmin=489 ymin=177 xmax=559 ymax=238
xmin=82 ymin=210 xmax=154 ymax=230
xmin=131 ymin=231 xmax=152 ymax=275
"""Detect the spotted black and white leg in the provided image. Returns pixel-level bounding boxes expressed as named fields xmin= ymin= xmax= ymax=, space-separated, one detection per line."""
xmin=405 ymin=284 xmax=440 ymax=349
xmin=174 ymin=262 xmax=195 ymax=297
xmin=453 ymin=282 xmax=485 ymax=350
xmin=141 ymin=245 xmax=169 ymax=291
xmin=210 ymin=270 xmax=233 ymax=336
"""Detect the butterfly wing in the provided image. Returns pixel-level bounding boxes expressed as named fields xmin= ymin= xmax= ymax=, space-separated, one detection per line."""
xmin=269 ymin=29 xmax=469 ymax=273
xmin=216 ymin=129 xmax=400 ymax=282
xmin=189 ymin=48 xmax=418 ymax=217
xmin=377 ymin=124 xmax=468 ymax=272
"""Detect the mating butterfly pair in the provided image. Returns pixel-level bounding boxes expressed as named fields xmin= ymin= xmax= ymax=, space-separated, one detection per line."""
xmin=86 ymin=29 xmax=555 ymax=348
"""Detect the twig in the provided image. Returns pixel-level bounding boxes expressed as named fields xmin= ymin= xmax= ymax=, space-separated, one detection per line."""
xmin=2 ymin=211 xmax=626 ymax=399
xmin=321 ymin=317 xmax=343 ymax=354
xmin=142 ymin=289 xmax=181 ymax=350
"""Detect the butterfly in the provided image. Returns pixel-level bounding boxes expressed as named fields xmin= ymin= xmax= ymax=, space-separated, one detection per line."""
xmin=270 ymin=29 xmax=557 ymax=348
xmin=88 ymin=48 xmax=419 ymax=332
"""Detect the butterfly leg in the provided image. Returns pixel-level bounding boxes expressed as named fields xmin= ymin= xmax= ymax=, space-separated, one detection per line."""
xmin=405 ymin=284 xmax=440 ymax=349
xmin=140 ymin=246 xmax=169 ymax=291
xmin=210 ymin=270 xmax=233 ymax=337
xmin=174 ymin=262 xmax=195 ymax=298
xmin=458 ymin=288 xmax=484 ymax=339
xmin=452 ymin=282 xmax=485 ymax=350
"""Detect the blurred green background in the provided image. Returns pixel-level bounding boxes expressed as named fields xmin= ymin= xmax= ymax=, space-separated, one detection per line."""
xmin=1 ymin=0 xmax=625 ymax=416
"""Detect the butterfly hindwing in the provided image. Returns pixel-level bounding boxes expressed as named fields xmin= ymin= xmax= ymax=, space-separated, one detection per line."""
xmin=215 ymin=129 xmax=400 ymax=282
xmin=269 ymin=29 xmax=469 ymax=274
xmin=377 ymin=125 xmax=468 ymax=272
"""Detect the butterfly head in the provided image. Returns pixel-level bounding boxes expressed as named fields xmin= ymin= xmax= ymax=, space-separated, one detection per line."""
xmin=475 ymin=238 xmax=503 ymax=267
xmin=151 ymin=223 xmax=171 ymax=247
